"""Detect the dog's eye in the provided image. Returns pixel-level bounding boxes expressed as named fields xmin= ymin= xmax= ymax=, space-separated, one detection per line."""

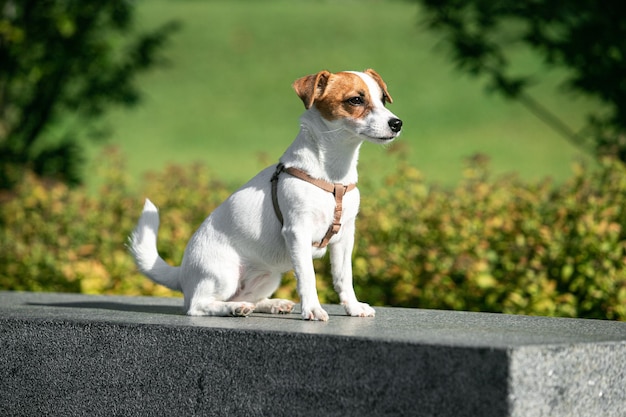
xmin=347 ymin=96 xmax=365 ymax=106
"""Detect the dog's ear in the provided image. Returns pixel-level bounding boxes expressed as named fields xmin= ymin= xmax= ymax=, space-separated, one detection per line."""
xmin=364 ymin=69 xmax=393 ymax=104
xmin=292 ymin=70 xmax=331 ymax=109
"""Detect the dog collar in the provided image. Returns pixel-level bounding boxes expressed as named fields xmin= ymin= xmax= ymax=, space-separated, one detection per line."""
xmin=270 ymin=163 xmax=357 ymax=248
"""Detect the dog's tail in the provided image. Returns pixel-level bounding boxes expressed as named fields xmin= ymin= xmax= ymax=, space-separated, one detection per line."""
xmin=128 ymin=199 xmax=182 ymax=291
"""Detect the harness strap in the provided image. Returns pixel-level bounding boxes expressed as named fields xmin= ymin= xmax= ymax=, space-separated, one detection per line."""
xmin=270 ymin=163 xmax=357 ymax=248
xmin=270 ymin=163 xmax=286 ymax=225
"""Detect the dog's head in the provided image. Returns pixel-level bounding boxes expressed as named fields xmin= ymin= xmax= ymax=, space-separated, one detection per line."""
xmin=292 ymin=69 xmax=402 ymax=143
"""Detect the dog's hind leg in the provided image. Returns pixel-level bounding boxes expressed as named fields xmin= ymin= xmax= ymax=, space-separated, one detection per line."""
xmin=183 ymin=268 xmax=255 ymax=317
xmin=229 ymin=270 xmax=294 ymax=314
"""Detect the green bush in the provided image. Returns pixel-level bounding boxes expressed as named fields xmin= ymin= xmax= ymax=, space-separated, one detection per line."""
xmin=1 ymin=148 xmax=625 ymax=320
xmin=0 ymin=147 xmax=229 ymax=297
xmin=345 ymin=155 xmax=626 ymax=320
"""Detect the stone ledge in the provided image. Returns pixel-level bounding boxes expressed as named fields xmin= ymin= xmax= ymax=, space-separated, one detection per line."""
xmin=0 ymin=291 xmax=625 ymax=417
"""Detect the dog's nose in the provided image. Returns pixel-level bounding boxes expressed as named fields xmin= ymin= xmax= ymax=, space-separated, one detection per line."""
xmin=388 ymin=118 xmax=402 ymax=133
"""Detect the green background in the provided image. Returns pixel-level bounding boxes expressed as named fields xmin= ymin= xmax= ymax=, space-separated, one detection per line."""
xmin=87 ymin=0 xmax=599 ymax=189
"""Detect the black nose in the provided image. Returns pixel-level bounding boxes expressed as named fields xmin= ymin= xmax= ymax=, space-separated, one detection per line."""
xmin=388 ymin=118 xmax=402 ymax=133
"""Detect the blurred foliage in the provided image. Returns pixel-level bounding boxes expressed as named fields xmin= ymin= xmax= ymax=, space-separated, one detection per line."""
xmin=0 ymin=0 xmax=178 ymax=189
xmin=344 ymin=154 xmax=626 ymax=320
xmin=0 ymin=147 xmax=227 ymax=296
xmin=417 ymin=0 xmax=626 ymax=159
xmin=1 ymin=147 xmax=625 ymax=320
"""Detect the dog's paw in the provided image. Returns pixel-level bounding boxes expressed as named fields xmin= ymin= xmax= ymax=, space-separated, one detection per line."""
xmin=232 ymin=302 xmax=255 ymax=317
xmin=255 ymin=298 xmax=296 ymax=314
xmin=344 ymin=302 xmax=376 ymax=318
xmin=301 ymin=305 xmax=329 ymax=322
xmin=270 ymin=299 xmax=296 ymax=314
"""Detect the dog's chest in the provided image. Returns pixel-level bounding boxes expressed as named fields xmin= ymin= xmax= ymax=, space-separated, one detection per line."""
xmin=309 ymin=187 xmax=359 ymax=239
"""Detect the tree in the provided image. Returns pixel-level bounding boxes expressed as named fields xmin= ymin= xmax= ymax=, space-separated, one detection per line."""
xmin=417 ymin=0 xmax=626 ymax=160
xmin=0 ymin=0 xmax=178 ymax=189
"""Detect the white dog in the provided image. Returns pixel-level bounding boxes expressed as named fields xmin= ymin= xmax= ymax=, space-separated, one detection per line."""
xmin=129 ymin=69 xmax=402 ymax=321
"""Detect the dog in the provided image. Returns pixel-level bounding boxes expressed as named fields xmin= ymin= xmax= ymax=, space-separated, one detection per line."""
xmin=129 ymin=69 xmax=402 ymax=321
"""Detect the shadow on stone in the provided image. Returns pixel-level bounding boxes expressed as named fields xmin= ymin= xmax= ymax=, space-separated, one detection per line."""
xmin=27 ymin=301 xmax=183 ymax=315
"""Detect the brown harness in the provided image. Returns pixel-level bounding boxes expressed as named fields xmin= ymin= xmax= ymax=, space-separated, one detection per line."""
xmin=270 ymin=163 xmax=357 ymax=248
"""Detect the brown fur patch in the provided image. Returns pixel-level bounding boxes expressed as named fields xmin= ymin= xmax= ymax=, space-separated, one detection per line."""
xmin=292 ymin=71 xmax=331 ymax=109
xmin=313 ymin=72 xmax=374 ymax=121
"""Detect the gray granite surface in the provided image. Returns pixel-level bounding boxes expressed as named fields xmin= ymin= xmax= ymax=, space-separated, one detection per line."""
xmin=1 ymin=291 xmax=625 ymax=416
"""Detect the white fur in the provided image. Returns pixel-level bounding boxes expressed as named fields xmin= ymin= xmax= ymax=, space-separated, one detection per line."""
xmin=129 ymin=71 xmax=402 ymax=321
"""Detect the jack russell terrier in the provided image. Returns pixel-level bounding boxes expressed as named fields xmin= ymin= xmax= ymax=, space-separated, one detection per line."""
xmin=129 ymin=69 xmax=402 ymax=321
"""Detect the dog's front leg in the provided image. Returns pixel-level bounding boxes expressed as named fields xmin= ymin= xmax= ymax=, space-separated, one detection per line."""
xmin=283 ymin=229 xmax=329 ymax=321
xmin=330 ymin=222 xmax=375 ymax=318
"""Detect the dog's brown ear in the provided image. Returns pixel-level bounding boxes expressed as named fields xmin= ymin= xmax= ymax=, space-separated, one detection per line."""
xmin=292 ymin=70 xmax=331 ymax=109
xmin=364 ymin=69 xmax=393 ymax=104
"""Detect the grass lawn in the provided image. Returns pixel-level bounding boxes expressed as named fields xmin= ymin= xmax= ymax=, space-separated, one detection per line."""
xmin=87 ymin=0 xmax=601 ymax=190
